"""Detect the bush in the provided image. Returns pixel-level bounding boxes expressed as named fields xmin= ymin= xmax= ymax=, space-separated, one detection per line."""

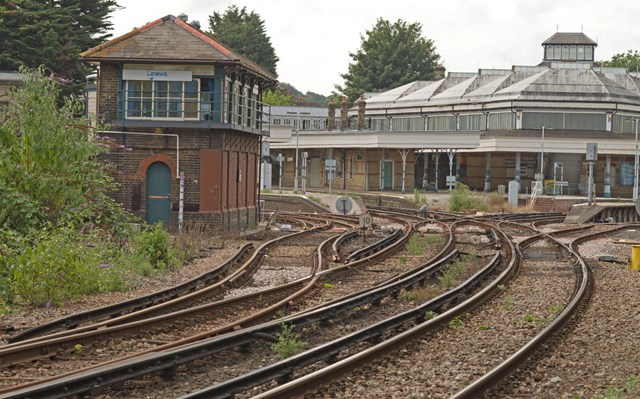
xmin=271 ymin=323 xmax=307 ymax=359
xmin=5 ymin=226 xmax=126 ymax=306
xmin=486 ymin=191 xmax=506 ymax=211
xmin=132 ymin=224 xmax=178 ymax=271
xmin=449 ymin=183 xmax=486 ymax=212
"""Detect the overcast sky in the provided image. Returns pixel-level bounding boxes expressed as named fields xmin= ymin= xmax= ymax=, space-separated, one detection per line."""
xmin=108 ymin=0 xmax=640 ymax=95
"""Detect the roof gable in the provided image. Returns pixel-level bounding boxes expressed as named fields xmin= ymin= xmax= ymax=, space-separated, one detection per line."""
xmin=80 ymin=15 xmax=276 ymax=82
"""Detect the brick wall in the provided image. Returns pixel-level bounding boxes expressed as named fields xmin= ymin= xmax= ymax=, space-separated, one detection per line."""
xmin=105 ymin=128 xmax=261 ymax=230
xmin=97 ymin=63 xmax=119 ymax=123
xmin=276 ymin=148 xmax=416 ymax=191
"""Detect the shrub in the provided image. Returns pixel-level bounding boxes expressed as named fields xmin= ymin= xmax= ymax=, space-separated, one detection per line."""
xmin=439 ymin=259 xmax=466 ymax=289
xmin=7 ymin=226 xmax=126 ymax=306
xmin=449 ymin=183 xmax=487 ymax=212
xmin=271 ymin=323 xmax=307 ymax=359
xmin=171 ymin=221 xmax=212 ymax=263
xmin=486 ymin=191 xmax=506 ymax=211
xmin=132 ymin=224 xmax=178 ymax=271
xmin=439 ymin=269 xmax=457 ymax=289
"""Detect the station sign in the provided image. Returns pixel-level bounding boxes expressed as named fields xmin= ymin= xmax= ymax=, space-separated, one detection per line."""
xmin=122 ymin=69 xmax=193 ymax=81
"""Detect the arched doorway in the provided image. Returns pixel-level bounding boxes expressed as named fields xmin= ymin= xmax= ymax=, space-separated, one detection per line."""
xmin=146 ymin=162 xmax=171 ymax=224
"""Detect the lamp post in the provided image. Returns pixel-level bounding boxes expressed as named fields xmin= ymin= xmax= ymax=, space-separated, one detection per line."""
xmin=540 ymin=125 xmax=545 ymax=179
xmin=634 ymin=119 xmax=639 ymax=202
xmin=287 ymin=111 xmax=311 ymax=193
xmin=287 ymin=111 xmax=301 ymax=193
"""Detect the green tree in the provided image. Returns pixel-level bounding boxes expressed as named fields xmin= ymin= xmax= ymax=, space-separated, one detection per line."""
xmin=262 ymin=89 xmax=293 ymax=106
xmin=0 ymin=66 xmax=130 ymax=233
xmin=602 ymin=50 xmax=640 ymax=72
xmin=336 ymin=18 xmax=440 ymax=104
xmin=0 ymin=0 xmax=120 ymax=98
xmin=208 ymin=5 xmax=279 ymax=75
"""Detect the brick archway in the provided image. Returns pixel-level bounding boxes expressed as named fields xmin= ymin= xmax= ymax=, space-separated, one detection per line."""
xmin=136 ymin=154 xmax=177 ymax=179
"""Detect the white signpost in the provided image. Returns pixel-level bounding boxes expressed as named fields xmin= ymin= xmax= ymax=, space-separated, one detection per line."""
xmin=359 ymin=213 xmax=373 ymax=242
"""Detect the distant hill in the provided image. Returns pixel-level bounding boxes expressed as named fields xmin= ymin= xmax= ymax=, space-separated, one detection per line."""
xmin=280 ymin=82 xmax=335 ymax=107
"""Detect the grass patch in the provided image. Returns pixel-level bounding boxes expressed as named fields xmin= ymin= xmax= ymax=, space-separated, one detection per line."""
xmin=306 ymin=195 xmax=327 ymax=207
xmin=412 ymin=285 xmax=439 ymax=303
xmin=594 ymin=376 xmax=640 ymax=399
xmin=406 ymin=234 xmax=431 ymax=255
xmin=423 ymin=234 xmax=443 ymax=245
xmin=449 ymin=317 xmax=464 ymax=329
xmin=399 ymin=289 xmax=415 ymax=301
xmin=424 ymin=310 xmax=438 ymax=320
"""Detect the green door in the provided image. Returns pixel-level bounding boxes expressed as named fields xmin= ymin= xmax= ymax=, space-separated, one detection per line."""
xmin=146 ymin=162 xmax=171 ymax=224
xmin=381 ymin=161 xmax=393 ymax=190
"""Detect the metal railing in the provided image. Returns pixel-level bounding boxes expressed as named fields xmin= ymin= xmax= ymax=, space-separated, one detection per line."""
xmin=116 ymin=90 xmax=270 ymax=131
xmin=531 ymin=180 xmax=542 ymax=203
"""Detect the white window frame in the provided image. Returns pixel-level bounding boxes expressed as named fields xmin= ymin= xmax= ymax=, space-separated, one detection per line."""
xmin=124 ymin=78 xmax=201 ymax=120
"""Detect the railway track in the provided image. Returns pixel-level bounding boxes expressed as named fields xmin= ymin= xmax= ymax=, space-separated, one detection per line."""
xmin=0 ymin=213 xmax=422 ymax=397
xmin=2 ymin=208 xmax=639 ymax=398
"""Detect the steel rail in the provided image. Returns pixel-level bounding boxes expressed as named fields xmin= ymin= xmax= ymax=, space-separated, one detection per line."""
xmin=0 ymin=226 xmax=341 ymax=394
xmin=345 ymin=228 xmax=403 ymax=262
xmin=0 ymin=217 xmax=420 ymax=398
xmin=449 ymin=230 xmax=593 ymax=398
xmin=248 ymin=220 xmax=517 ymax=399
xmin=181 ymin=250 xmax=501 ymax=399
xmin=330 ymin=229 xmax=360 ymax=262
xmin=1 ymin=219 xmax=332 ymax=351
xmin=6 ymin=243 xmax=255 ymax=343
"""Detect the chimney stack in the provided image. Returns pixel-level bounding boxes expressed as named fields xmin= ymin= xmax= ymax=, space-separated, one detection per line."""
xmin=340 ymin=96 xmax=348 ymax=130
xmin=357 ymin=95 xmax=366 ymax=130
xmin=327 ymin=98 xmax=336 ymax=130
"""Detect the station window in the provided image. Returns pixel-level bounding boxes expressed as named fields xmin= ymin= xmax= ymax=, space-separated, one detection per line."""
xmin=125 ymin=79 xmax=200 ymax=120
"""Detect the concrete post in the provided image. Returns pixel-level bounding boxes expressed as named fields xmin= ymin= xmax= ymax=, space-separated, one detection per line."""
xmin=515 ymin=152 xmax=521 ymax=184
xmin=604 ymin=154 xmax=611 ymax=198
xmin=422 ymin=152 xmax=429 ymax=189
xmin=484 ymin=153 xmax=492 ymax=192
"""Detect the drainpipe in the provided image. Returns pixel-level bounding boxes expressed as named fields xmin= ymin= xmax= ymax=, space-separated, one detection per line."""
xmin=419 ymin=106 xmax=428 ymax=131
xmin=258 ymin=134 xmax=263 ymax=225
xmin=385 ymin=109 xmax=392 ymax=131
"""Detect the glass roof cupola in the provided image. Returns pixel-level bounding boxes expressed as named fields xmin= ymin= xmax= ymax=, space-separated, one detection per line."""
xmin=542 ymin=32 xmax=597 ymax=64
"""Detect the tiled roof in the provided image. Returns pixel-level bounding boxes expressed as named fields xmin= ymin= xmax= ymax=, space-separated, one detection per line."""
xmin=80 ymin=15 xmax=276 ymax=82
xmin=542 ymin=32 xmax=597 ymax=46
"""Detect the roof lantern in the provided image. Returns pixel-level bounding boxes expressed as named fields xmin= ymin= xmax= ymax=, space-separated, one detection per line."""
xmin=542 ymin=32 xmax=597 ymax=64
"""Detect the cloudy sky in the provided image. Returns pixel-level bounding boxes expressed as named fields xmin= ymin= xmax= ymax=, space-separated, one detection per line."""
xmin=108 ymin=0 xmax=640 ymax=95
